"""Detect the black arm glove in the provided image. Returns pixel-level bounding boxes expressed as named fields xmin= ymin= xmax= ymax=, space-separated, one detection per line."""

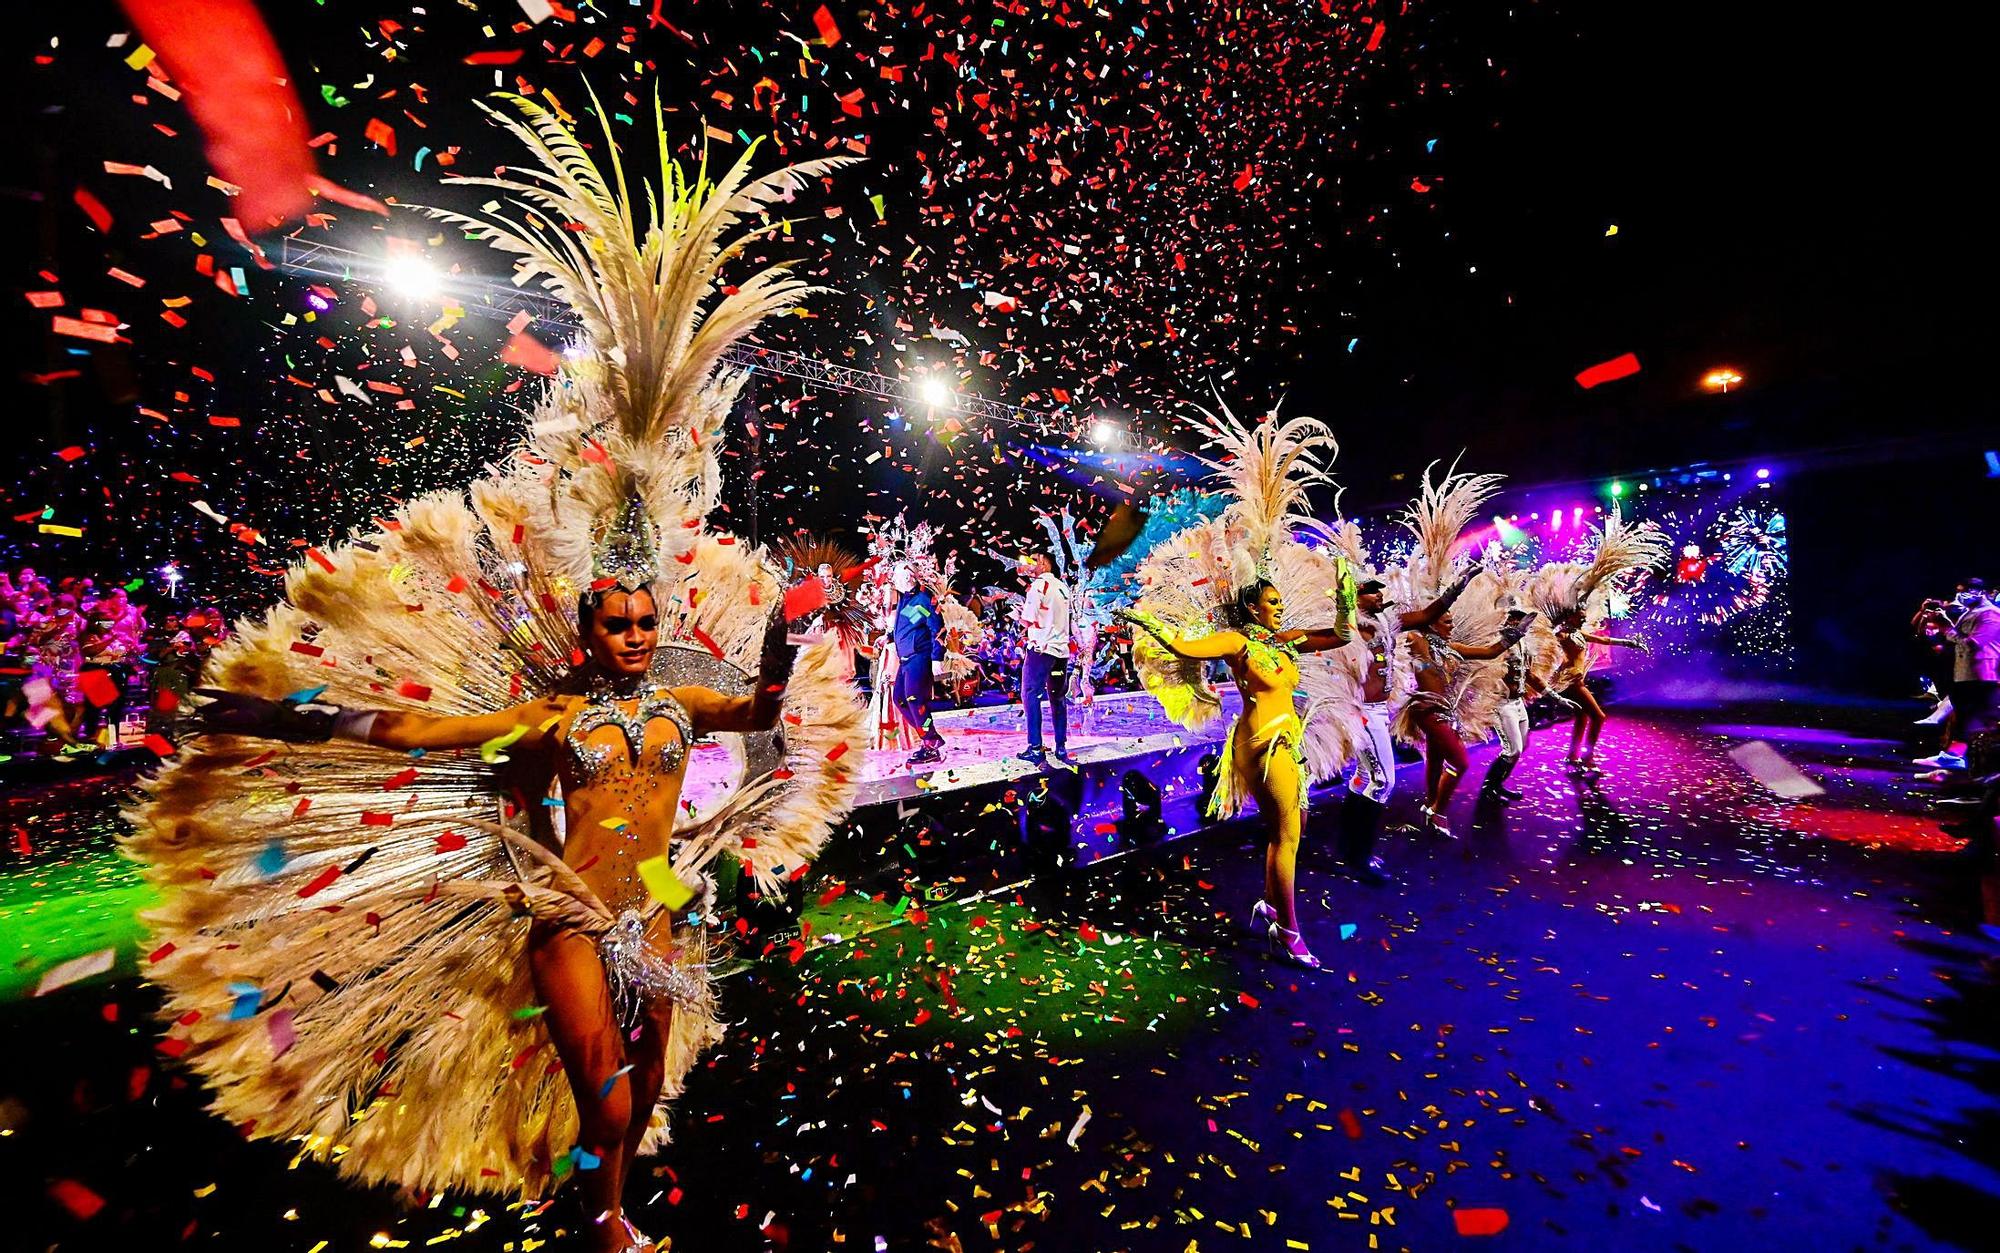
xmin=1432 ymin=566 xmax=1478 ymax=615
xmin=190 ymin=688 xmax=339 ymax=742
xmin=751 ymin=606 xmax=797 ymax=721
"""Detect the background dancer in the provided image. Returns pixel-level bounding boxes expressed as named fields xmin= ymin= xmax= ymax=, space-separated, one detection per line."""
xmin=1338 ymin=570 xmax=1476 ymax=884
xmin=1125 ymin=406 xmax=1357 ymax=967
xmin=890 ymin=563 xmax=948 ymax=765
xmin=1018 ymin=549 xmax=1075 ymax=765
xmin=1481 ymin=607 xmax=1578 ymax=802
xmin=1403 ymin=607 xmax=1530 ymax=837
xmin=1528 ymin=505 xmax=1669 ymax=774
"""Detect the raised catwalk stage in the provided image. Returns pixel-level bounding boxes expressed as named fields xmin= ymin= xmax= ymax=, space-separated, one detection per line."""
xmin=684 ymin=689 xmax=1244 ymax=903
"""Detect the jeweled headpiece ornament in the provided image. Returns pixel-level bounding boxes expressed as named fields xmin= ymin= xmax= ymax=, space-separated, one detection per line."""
xmin=591 ymin=492 xmax=660 ymax=592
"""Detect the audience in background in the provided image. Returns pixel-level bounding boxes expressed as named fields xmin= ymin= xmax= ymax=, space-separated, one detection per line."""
xmin=0 ymin=566 xmax=225 ymax=757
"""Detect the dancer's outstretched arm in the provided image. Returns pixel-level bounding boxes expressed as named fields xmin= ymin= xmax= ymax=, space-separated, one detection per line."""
xmin=1120 ymin=611 xmax=1247 ymax=661
xmin=193 ymin=688 xmax=566 ymax=751
xmin=1398 ymin=567 xmax=1478 ymax=631
xmin=1580 ymin=631 xmax=1649 ymax=653
xmin=1277 ymin=626 xmax=1353 ymax=654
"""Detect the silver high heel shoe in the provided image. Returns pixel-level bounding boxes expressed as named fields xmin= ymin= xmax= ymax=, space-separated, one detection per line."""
xmin=1247 ymin=897 xmax=1278 ymax=933
xmin=1266 ymin=922 xmax=1322 ymax=970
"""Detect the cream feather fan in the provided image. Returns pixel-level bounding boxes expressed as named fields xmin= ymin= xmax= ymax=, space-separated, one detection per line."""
xmin=126 ymin=94 xmax=864 ymax=1198
xmin=1397 ymin=458 xmax=1505 ymax=603
xmin=1128 ymin=404 xmax=1359 ymax=808
xmin=1529 ymin=503 xmax=1670 ymax=626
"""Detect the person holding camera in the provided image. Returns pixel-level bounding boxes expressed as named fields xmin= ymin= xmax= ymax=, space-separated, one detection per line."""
xmin=1916 ymin=579 xmax=2000 ymax=772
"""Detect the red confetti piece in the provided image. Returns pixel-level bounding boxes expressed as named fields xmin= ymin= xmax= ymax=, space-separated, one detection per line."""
xmin=289 ymin=641 xmax=325 ymax=657
xmin=1453 ymin=1208 xmax=1510 ymax=1236
xmin=56 ymin=445 xmax=87 ymax=461
xmin=690 ymin=626 xmax=725 ymax=659
xmin=435 ymin=831 xmax=468 ymax=853
xmin=397 ymin=680 xmax=433 ymax=701
xmin=49 ymin=1179 xmax=106 ymax=1220
xmin=77 ymin=669 xmax=121 ymax=707
xmin=1575 ymin=352 xmax=1641 ymax=389
xmin=73 ymin=187 xmax=112 ymax=232
xmin=142 ymin=734 xmax=176 ymax=757
xmin=382 ymin=767 xmax=419 ymax=790
xmin=364 ymin=117 xmax=398 ymax=156
xmin=501 ymin=331 xmax=560 ymax=375
xmin=812 ymin=4 xmax=841 ymax=45
xmin=1339 ymin=1108 xmax=1363 ymax=1139
xmin=360 ymin=811 xmax=394 ymax=827
xmin=148 ymin=942 xmax=177 ymax=963
xmin=783 ymin=579 xmax=827 ymax=622
xmin=296 ymin=864 xmax=342 ymax=897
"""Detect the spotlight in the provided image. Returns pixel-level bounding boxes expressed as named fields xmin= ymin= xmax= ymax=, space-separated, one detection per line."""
xmin=1091 ymin=419 xmax=1117 ymax=447
xmin=382 ymin=254 xmax=443 ymax=300
xmin=1609 ymin=481 xmax=1625 ymax=497
xmin=1754 ymin=467 xmax=1771 ymax=480
xmin=918 ymin=376 xmax=952 ymax=408
xmin=1701 ymin=366 xmax=1744 ymax=393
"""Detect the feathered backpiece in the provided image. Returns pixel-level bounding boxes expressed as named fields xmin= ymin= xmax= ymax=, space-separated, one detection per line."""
xmin=1530 ymin=502 xmax=1670 ymax=627
xmin=125 ymin=94 xmax=865 ymax=1200
xmin=771 ymin=533 xmax=868 ymax=644
xmin=858 ymin=513 xmax=956 ymax=628
xmin=1398 ymin=458 xmax=1505 ymax=602
xmin=1127 ymin=403 xmax=1347 ymax=740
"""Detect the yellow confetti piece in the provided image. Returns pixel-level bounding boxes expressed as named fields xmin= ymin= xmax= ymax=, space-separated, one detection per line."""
xmin=479 ymin=723 xmax=530 ymax=762
xmin=124 ymin=43 xmax=156 ymax=70
xmin=637 ymin=855 xmax=694 ymax=910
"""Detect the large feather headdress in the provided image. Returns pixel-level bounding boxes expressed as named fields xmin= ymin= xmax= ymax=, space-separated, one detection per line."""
xmin=1531 ymin=502 xmax=1670 ymax=625
xmin=422 ymin=89 xmax=850 ymax=588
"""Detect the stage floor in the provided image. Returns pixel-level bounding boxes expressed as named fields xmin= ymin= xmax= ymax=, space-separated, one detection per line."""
xmin=2 ymin=699 xmax=1996 ymax=1251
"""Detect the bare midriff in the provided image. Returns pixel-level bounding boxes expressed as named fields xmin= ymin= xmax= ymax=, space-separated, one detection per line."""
xmin=1358 ymin=623 xmax=1391 ymax=703
xmin=1232 ymin=644 xmax=1300 ymax=748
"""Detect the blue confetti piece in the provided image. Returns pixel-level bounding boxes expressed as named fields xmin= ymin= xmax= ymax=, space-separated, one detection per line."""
xmin=225 ymin=982 xmax=264 ymax=1020
xmin=1339 ymin=923 xmax=1358 ymax=940
xmin=1346 ymin=338 xmax=1359 ymax=353
xmin=413 ymin=145 xmax=431 ymax=171
xmin=285 ymin=684 xmax=328 ymax=704
xmin=255 ymin=840 xmax=288 ymax=877
xmin=574 ymin=1148 xmax=602 ymax=1171
xmin=1426 ymin=138 xmax=1438 ymax=153
xmin=599 ymin=1065 xmax=634 ymax=1098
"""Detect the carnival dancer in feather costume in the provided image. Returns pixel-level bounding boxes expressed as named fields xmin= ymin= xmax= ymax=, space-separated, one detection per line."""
xmin=1326 ymin=521 xmax=1485 ymax=885
xmin=125 ymin=94 xmax=864 ymax=1252
xmin=1387 ymin=464 xmax=1533 ymax=839
xmin=1527 ymin=503 xmax=1668 ymax=773
xmin=1120 ymin=404 xmax=1357 ymax=968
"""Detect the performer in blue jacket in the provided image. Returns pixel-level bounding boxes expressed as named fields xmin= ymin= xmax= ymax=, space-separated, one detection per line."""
xmin=891 ymin=564 xmax=948 ymax=764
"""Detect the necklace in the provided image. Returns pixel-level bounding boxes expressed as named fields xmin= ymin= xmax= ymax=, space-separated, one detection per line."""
xmin=1242 ymin=622 xmax=1299 ymax=660
xmin=567 ymin=666 xmax=694 ymax=779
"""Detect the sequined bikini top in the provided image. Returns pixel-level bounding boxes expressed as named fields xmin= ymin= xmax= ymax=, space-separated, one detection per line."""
xmin=564 ymin=671 xmax=695 ymax=781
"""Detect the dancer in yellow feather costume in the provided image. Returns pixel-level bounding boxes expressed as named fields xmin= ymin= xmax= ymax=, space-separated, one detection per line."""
xmin=125 ymin=94 xmax=864 ymax=1253
xmin=1120 ymin=404 xmax=1357 ymax=969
